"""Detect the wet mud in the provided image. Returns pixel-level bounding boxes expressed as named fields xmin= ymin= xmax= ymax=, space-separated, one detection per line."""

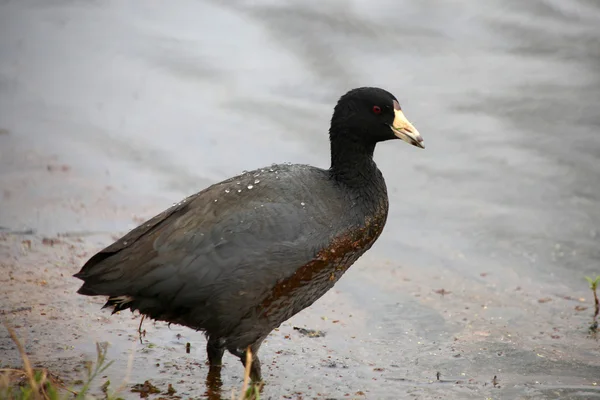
xmin=1 ymin=0 xmax=600 ymax=399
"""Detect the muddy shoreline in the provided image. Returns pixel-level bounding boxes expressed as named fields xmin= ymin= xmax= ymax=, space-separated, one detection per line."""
xmin=1 ymin=177 xmax=599 ymax=398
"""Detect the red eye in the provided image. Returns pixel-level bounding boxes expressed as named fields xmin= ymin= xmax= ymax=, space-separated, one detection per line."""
xmin=372 ymin=106 xmax=382 ymax=114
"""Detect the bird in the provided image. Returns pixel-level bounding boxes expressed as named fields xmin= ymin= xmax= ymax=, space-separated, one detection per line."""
xmin=74 ymin=87 xmax=424 ymax=383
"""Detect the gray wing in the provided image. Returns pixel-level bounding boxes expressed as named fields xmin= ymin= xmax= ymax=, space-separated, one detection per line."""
xmin=75 ymin=180 xmax=335 ymax=310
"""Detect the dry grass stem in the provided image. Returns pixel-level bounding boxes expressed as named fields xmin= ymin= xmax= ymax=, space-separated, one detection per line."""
xmin=3 ymin=322 xmax=39 ymax=395
xmin=239 ymin=347 xmax=252 ymax=398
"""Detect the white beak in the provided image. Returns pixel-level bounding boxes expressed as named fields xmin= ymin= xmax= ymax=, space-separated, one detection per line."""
xmin=391 ymin=109 xmax=424 ymax=149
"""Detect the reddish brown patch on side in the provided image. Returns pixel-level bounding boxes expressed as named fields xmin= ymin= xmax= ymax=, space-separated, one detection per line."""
xmin=393 ymin=100 xmax=401 ymax=110
xmin=260 ymin=214 xmax=387 ymax=317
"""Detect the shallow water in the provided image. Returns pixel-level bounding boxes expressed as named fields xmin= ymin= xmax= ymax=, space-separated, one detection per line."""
xmin=1 ymin=0 xmax=599 ymax=399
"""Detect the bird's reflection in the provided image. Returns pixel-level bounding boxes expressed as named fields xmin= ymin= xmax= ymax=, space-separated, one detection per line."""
xmin=204 ymin=366 xmax=223 ymax=400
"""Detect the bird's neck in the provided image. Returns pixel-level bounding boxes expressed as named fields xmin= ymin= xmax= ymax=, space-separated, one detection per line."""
xmin=328 ymin=135 xmax=385 ymax=193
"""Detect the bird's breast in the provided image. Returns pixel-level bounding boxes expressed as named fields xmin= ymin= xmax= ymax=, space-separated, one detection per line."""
xmin=258 ymin=209 xmax=388 ymax=325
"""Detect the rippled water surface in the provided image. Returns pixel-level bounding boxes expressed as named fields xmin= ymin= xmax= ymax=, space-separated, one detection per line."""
xmin=1 ymin=0 xmax=599 ymax=399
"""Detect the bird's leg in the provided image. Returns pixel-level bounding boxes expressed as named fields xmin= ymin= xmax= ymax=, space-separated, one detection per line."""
xmin=206 ymin=337 xmax=225 ymax=367
xmin=229 ymin=339 xmax=264 ymax=383
xmin=238 ymin=345 xmax=263 ymax=382
xmin=205 ymin=337 xmax=225 ymax=398
xmin=242 ymin=351 xmax=262 ymax=382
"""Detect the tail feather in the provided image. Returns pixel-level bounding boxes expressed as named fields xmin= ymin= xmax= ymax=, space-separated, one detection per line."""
xmin=103 ymin=295 xmax=135 ymax=314
xmin=102 ymin=295 xmax=175 ymax=323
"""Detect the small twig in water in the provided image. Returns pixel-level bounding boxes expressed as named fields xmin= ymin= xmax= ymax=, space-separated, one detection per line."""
xmin=492 ymin=375 xmax=499 ymax=387
xmin=138 ymin=314 xmax=145 ymax=334
xmin=585 ymin=276 xmax=600 ymax=333
xmin=138 ymin=314 xmax=146 ymax=344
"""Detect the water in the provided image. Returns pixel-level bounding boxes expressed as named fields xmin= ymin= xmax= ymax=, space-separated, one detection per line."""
xmin=1 ymin=0 xmax=599 ymax=399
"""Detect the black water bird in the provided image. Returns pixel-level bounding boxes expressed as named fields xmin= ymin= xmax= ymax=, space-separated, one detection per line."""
xmin=74 ymin=87 xmax=424 ymax=382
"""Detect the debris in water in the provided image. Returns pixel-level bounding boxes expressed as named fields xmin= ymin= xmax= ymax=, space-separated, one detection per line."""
xmin=293 ymin=327 xmax=326 ymax=338
xmin=590 ymin=320 xmax=598 ymax=334
xmin=0 ymin=306 xmax=32 ymax=316
xmin=138 ymin=315 xmax=146 ymax=344
xmin=46 ymin=164 xmax=71 ymax=172
xmin=585 ymin=275 xmax=600 ymax=334
xmin=434 ymin=288 xmax=451 ymax=296
xmin=42 ymin=237 xmax=61 ymax=246
xmin=166 ymin=383 xmax=176 ymax=395
xmin=538 ymin=297 xmax=552 ymax=303
xmin=131 ymin=380 xmax=160 ymax=398
xmin=1 ymin=227 xmax=35 ymax=235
